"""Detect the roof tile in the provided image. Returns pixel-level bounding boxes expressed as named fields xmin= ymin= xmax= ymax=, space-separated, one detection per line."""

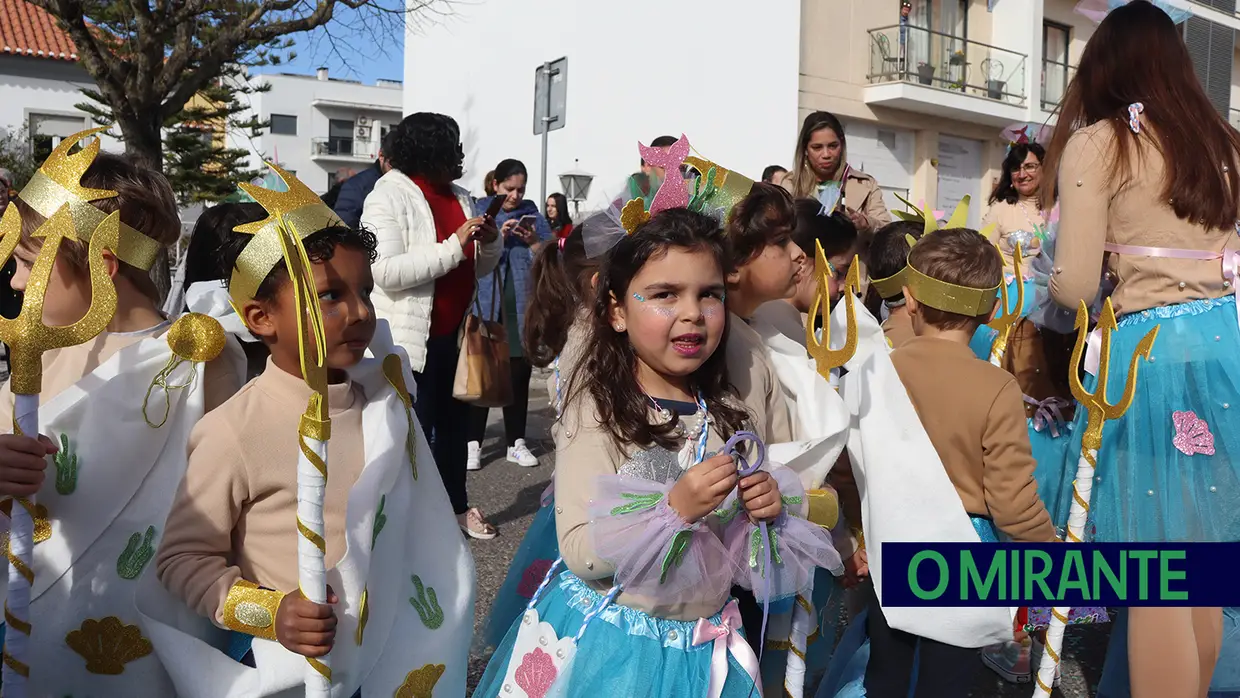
xmin=0 ymin=0 xmax=77 ymax=62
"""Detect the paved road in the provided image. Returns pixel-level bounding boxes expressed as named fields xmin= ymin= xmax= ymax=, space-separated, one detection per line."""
xmin=462 ymin=371 xmax=1109 ymax=697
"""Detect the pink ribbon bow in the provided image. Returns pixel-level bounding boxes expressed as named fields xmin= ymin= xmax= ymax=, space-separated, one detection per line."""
xmin=1024 ymin=395 xmax=1070 ymax=437
xmin=692 ymin=600 xmax=762 ymax=698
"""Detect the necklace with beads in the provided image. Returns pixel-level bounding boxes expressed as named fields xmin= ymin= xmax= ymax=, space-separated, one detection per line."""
xmin=645 ymin=392 xmax=711 ymax=468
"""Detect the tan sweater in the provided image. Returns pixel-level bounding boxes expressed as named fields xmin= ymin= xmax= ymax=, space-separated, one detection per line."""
xmin=0 ymin=321 xmax=238 ymax=425
xmin=880 ymin=307 xmax=916 ymax=350
xmin=726 ymin=313 xmax=794 ymax=444
xmin=891 ymin=337 xmax=1055 ymax=543
xmin=155 ymin=359 xmax=365 ymax=624
xmin=1051 ymin=120 xmax=1240 ymax=315
xmin=982 ymin=198 xmax=1046 ymax=272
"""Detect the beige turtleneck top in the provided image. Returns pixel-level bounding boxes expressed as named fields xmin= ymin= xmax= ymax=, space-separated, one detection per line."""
xmin=982 ymin=198 xmax=1046 ymax=272
xmin=156 ymin=359 xmax=365 ymax=625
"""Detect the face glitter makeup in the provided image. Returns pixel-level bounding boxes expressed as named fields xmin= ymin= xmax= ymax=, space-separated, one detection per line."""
xmin=632 ymin=293 xmax=647 ymax=302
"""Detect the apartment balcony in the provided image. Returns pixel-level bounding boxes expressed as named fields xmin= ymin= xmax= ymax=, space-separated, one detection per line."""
xmin=310 ymin=137 xmax=377 ymax=161
xmin=865 ymin=25 xmax=1028 ymax=127
xmin=1041 ymin=60 xmax=1076 ymax=112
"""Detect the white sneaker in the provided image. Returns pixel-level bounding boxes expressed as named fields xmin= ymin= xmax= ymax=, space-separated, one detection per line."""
xmin=507 ymin=439 xmax=539 ymax=467
xmin=466 ymin=441 xmax=482 ymax=471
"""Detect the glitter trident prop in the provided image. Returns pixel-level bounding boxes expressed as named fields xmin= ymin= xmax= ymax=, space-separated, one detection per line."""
xmin=1031 ymin=299 xmax=1156 ymax=698
xmin=986 ymin=242 xmax=1025 ymax=367
xmin=0 ymin=200 xmax=120 ymax=697
xmin=807 ymin=243 xmax=860 ymax=382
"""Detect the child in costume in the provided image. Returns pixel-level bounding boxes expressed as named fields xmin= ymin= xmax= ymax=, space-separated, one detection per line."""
xmin=866 ymin=220 xmax=924 ymax=349
xmin=480 ymin=223 xmax=598 ymax=652
xmin=143 ymin=165 xmax=476 ymax=697
xmin=0 ymin=130 xmax=247 ymax=696
xmin=820 ymin=227 xmax=1054 ymax=698
xmin=1040 ymin=2 xmax=1238 ymax=694
xmin=476 ymin=199 xmax=838 ymax=696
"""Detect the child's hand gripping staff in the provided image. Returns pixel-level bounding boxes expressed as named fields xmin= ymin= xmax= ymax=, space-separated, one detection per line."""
xmin=0 ymin=196 xmax=120 ymax=695
xmin=1030 ymin=299 xmax=1156 ymax=698
xmin=275 ymin=213 xmax=335 ymax=698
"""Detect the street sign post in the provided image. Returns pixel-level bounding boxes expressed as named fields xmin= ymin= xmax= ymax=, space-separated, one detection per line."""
xmin=534 ymin=57 xmax=568 ymax=203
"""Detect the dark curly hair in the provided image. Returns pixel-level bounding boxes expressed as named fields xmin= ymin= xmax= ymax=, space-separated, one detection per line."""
xmin=988 ymin=142 xmax=1045 ymax=206
xmin=386 ymin=112 xmax=464 ymax=183
xmin=566 ymin=208 xmax=749 ymax=451
xmin=182 ymin=203 xmax=265 ymax=290
xmin=218 ymin=224 xmax=379 ymax=303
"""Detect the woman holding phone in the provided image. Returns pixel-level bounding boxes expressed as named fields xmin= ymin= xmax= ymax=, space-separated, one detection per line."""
xmin=468 ymin=158 xmax=553 ymax=471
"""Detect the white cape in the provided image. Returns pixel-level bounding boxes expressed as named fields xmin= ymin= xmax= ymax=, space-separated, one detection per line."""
xmin=136 ymin=321 xmax=477 ymax=697
xmin=838 ymin=316 xmax=1015 ymax=648
xmin=0 ymin=282 xmax=247 ymax=697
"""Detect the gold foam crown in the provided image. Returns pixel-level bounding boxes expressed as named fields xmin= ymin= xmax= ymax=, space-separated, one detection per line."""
xmin=898 ymin=195 xmax=1001 ymax=316
xmin=16 ymin=127 xmax=160 ymax=270
xmin=229 ymin=163 xmax=345 ymax=305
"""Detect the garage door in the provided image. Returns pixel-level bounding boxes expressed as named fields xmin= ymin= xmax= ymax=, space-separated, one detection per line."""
xmin=841 ymin=121 xmax=914 ymax=216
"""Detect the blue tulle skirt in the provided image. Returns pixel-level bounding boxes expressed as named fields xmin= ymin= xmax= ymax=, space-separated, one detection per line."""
xmin=1096 ymin=607 xmax=1240 ymax=697
xmin=1056 ymin=296 xmax=1240 ymax=543
xmin=970 ymin=278 xmax=1037 ymax=359
xmin=475 ymin=572 xmax=761 ymax=697
xmin=1029 ymin=419 xmax=1076 ymax=534
xmin=481 ymin=497 xmax=561 ymax=651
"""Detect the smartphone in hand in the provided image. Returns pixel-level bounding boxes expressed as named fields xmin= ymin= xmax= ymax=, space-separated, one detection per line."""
xmin=518 ymin=215 xmax=538 ymax=232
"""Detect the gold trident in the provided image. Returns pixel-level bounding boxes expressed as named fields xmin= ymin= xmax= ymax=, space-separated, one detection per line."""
xmin=0 ymin=204 xmax=120 ymax=396
xmin=986 ymin=240 xmax=1025 ymax=363
xmin=1065 ymin=297 xmax=1158 ymax=541
xmin=807 ymin=242 xmax=860 ymax=382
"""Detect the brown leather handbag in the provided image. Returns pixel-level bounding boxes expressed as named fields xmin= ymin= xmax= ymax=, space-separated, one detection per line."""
xmin=452 ymin=268 xmax=513 ymax=407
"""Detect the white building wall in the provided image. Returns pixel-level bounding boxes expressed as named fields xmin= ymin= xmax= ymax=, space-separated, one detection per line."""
xmin=239 ymin=71 xmax=403 ymax=193
xmin=0 ymin=56 xmax=122 ymax=154
xmin=404 ymin=0 xmax=801 ymax=208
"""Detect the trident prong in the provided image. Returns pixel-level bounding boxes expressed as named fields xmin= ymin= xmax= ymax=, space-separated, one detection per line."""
xmin=1068 ymin=297 xmax=1158 ymax=449
xmin=0 ymin=205 xmax=120 ymax=395
xmin=986 ymin=239 xmax=1024 ymax=361
xmin=807 ymin=244 xmax=859 ymax=380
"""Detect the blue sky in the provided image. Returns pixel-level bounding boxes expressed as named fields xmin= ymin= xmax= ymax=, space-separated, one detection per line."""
xmin=259 ymin=12 xmax=405 ymax=84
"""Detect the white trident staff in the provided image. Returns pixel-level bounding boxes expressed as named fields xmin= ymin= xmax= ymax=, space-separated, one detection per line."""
xmin=276 ymin=215 xmax=333 ymax=698
xmin=1031 ymin=299 xmax=1156 ymax=698
xmin=0 ymin=205 xmax=119 ymax=696
xmin=987 ymin=242 xmax=1024 ymax=367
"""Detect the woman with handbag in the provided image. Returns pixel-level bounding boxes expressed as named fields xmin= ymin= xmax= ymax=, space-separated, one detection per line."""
xmin=361 ymin=112 xmax=503 ymax=540
xmin=467 ymin=159 xmax=554 ymax=471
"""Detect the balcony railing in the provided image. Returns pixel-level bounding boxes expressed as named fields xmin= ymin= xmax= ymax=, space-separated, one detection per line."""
xmin=867 ymin=25 xmax=1027 ymax=104
xmin=1041 ymin=60 xmax=1075 ymax=111
xmin=311 ymin=137 xmax=376 ymax=159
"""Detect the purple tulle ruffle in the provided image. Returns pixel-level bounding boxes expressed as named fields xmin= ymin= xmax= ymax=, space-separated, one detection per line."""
xmin=1024 ymin=606 xmax=1111 ymax=632
xmin=723 ymin=466 xmax=843 ymax=602
xmin=590 ymin=475 xmax=742 ymax=605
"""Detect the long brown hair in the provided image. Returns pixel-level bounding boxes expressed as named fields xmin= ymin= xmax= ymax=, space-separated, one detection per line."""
xmin=1042 ymin=0 xmax=1240 ymax=228
xmin=788 ymin=111 xmax=848 ymax=199
xmin=566 ymin=208 xmax=749 ymax=451
xmin=523 ymin=226 xmax=595 ymax=367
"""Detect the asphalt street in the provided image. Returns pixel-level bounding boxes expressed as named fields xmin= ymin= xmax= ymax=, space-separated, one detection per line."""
xmin=462 ymin=369 xmax=1109 ymax=697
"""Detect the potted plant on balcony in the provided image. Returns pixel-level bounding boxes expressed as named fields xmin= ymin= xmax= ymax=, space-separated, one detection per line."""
xmin=982 ymin=58 xmax=1006 ymax=100
xmin=949 ymin=50 xmax=966 ymax=66
xmin=916 ymin=61 xmax=935 ymax=85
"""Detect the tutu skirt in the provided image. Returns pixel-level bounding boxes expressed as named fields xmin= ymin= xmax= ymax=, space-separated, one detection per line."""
xmin=481 ymin=496 xmax=561 ymax=651
xmin=475 ymin=572 xmax=761 ymax=697
xmin=1029 ymin=420 xmax=1076 ymax=534
xmin=1058 ymin=296 xmax=1240 ymax=543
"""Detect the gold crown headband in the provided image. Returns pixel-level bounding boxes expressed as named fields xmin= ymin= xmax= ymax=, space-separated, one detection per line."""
xmin=229 ymin=163 xmax=345 ymax=306
xmin=897 ymin=194 xmax=1001 ymax=316
xmin=17 ymin=128 xmax=161 ymax=270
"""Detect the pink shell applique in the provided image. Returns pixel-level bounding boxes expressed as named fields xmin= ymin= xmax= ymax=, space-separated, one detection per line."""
xmin=1172 ymin=410 xmax=1215 ymax=457
xmin=515 ymin=646 xmax=557 ymax=698
xmin=518 ymin=559 xmax=555 ymax=599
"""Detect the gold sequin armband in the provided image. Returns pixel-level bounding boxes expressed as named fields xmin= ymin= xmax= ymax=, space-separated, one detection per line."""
xmin=805 ymin=489 xmax=840 ymax=530
xmin=222 ymin=580 xmax=284 ymax=641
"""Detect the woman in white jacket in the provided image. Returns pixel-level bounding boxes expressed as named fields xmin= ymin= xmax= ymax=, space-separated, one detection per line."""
xmin=361 ymin=112 xmax=503 ymax=539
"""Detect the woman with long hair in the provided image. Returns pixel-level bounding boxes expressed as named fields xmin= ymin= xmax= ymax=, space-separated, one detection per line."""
xmin=781 ymin=111 xmax=891 ymax=240
xmin=985 ymin=142 xmax=1048 ymax=272
xmin=1046 ymin=2 xmax=1237 ymax=695
xmin=546 ymin=192 xmax=574 ymax=239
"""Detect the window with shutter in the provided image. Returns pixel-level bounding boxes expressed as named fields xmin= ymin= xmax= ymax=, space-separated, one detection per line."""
xmin=1184 ymin=10 xmax=1235 ymax=118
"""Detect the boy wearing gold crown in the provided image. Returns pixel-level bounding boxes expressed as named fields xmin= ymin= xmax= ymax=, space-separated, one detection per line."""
xmin=143 ymin=165 xmax=475 ymax=698
xmin=0 ymin=130 xmax=248 ymax=696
